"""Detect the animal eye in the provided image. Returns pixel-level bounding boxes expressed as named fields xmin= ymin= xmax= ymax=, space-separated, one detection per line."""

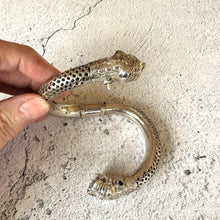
xmin=118 ymin=180 xmax=123 ymax=185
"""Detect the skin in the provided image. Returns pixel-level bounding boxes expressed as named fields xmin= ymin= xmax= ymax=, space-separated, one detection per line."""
xmin=0 ymin=40 xmax=61 ymax=149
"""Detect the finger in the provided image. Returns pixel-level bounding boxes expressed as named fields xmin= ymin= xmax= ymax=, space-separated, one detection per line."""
xmin=0 ymin=82 xmax=35 ymax=95
xmin=0 ymin=93 xmax=49 ymax=149
xmin=0 ymin=81 xmax=71 ymax=103
xmin=54 ymin=91 xmax=71 ymax=103
xmin=0 ymin=40 xmax=60 ymax=90
xmin=0 ymin=70 xmax=31 ymax=89
xmin=34 ymin=115 xmax=48 ymax=122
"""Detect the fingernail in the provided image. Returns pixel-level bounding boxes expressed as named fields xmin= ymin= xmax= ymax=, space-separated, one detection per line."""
xmin=20 ymin=97 xmax=49 ymax=120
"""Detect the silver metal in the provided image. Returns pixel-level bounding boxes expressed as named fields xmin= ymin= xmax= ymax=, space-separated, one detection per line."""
xmin=38 ymin=51 xmax=161 ymax=200
xmin=38 ymin=50 xmax=145 ymax=102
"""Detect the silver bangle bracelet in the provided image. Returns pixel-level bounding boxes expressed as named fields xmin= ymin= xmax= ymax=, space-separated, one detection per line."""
xmin=38 ymin=50 xmax=161 ymax=200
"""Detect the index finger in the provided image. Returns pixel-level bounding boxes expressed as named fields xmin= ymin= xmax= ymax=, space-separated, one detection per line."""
xmin=0 ymin=40 xmax=60 ymax=89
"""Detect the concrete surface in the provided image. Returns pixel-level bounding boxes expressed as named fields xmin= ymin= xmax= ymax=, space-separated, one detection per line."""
xmin=0 ymin=0 xmax=219 ymax=219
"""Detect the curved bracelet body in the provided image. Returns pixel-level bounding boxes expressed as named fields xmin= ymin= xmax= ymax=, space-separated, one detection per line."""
xmin=38 ymin=51 xmax=161 ymax=200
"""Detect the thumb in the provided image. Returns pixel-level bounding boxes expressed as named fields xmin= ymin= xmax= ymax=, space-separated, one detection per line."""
xmin=0 ymin=94 xmax=49 ymax=149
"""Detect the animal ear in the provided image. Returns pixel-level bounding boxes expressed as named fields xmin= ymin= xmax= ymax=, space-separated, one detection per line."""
xmin=95 ymin=173 xmax=107 ymax=180
xmin=112 ymin=50 xmax=127 ymax=59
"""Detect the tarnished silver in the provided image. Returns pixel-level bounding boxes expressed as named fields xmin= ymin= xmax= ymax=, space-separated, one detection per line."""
xmin=38 ymin=50 xmax=161 ymax=200
xmin=38 ymin=50 xmax=145 ymax=102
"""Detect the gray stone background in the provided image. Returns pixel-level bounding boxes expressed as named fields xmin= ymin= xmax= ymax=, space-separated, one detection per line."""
xmin=0 ymin=0 xmax=219 ymax=219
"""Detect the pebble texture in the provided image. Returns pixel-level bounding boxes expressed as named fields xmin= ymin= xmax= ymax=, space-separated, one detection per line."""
xmin=0 ymin=0 xmax=219 ymax=219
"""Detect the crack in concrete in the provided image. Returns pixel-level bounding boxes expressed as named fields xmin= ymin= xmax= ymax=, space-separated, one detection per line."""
xmin=9 ymin=148 xmax=28 ymax=194
xmin=42 ymin=0 xmax=104 ymax=56
xmin=23 ymin=126 xmax=29 ymax=140
xmin=20 ymin=148 xmax=28 ymax=177
xmin=0 ymin=145 xmax=47 ymax=219
xmin=0 ymin=168 xmax=48 ymax=220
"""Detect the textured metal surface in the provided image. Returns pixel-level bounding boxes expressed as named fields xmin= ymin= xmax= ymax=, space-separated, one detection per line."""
xmin=38 ymin=51 xmax=161 ymax=200
xmin=38 ymin=50 xmax=145 ymax=102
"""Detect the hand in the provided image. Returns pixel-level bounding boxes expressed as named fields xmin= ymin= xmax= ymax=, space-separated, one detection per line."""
xmin=0 ymin=40 xmax=60 ymax=149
